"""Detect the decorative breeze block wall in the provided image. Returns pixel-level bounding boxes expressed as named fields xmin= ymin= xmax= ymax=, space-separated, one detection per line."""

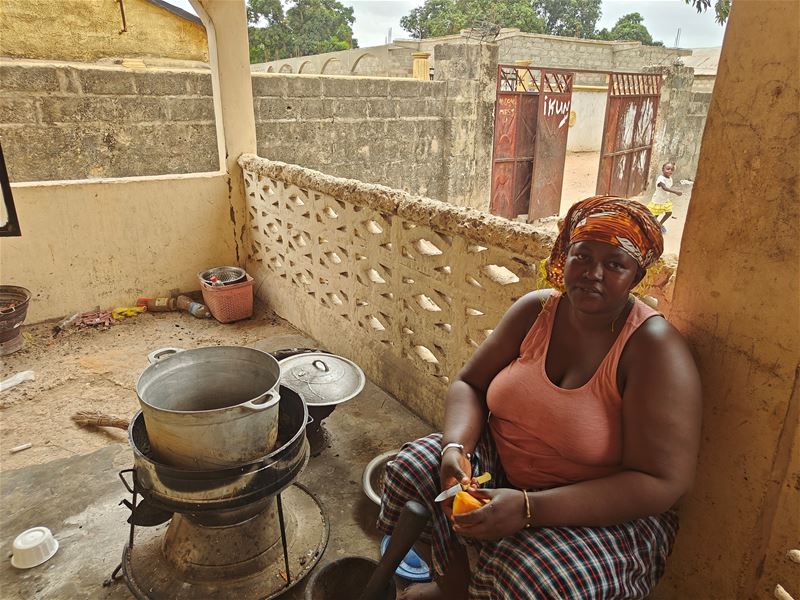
xmin=239 ymin=154 xmax=676 ymax=426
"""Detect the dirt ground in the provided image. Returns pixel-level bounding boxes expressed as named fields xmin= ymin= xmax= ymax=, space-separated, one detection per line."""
xmin=560 ymin=151 xmax=692 ymax=256
xmin=0 ymin=304 xmax=303 ymax=472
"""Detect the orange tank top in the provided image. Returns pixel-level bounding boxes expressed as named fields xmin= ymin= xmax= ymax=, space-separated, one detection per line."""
xmin=486 ymin=292 xmax=661 ymax=489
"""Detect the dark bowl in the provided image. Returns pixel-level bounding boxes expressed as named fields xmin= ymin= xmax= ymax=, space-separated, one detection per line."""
xmin=304 ymin=557 xmax=395 ymax=600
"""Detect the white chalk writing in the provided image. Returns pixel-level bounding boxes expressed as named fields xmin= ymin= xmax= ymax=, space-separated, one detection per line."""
xmin=542 ymin=95 xmax=572 ymax=129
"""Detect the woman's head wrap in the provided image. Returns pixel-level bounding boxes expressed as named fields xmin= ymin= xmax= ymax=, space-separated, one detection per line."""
xmin=546 ymin=195 xmax=663 ymax=289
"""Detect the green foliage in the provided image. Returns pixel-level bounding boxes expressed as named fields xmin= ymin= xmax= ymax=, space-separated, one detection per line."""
xmin=247 ymin=0 xmax=358 ymax=63
xmin=684 ymin=0 xmax=731 ymax=24
xmin=595 ymin=12 xmax=663 ymax=46
xmin=400 ymin=0 xmax=545 ymax=38
xmin=536 ymin=0 xmax=602 ymax=38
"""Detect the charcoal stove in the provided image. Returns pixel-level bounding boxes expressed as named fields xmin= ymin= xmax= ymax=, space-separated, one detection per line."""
xmin=113 ymin=386 xmax=328 ymax=599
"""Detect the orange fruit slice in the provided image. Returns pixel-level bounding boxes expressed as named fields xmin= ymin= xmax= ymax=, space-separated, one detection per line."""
xmin=452 ymin=491 xmax=488 ymax=515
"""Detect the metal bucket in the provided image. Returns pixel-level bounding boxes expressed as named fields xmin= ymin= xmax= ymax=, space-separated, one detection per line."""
xmin=135 ymin=347 xmax=281 ymax=470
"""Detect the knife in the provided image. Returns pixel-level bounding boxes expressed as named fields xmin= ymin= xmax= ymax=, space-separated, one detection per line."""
xmin=434 ymin=472 xmax=491 ymax=502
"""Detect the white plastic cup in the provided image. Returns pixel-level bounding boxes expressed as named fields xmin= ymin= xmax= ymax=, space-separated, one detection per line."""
xmin=10 ymin=527 xmax=59 ymax=569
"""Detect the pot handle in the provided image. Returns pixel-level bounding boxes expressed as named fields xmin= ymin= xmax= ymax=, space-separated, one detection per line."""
xmin=242 ymin=391 xmax=278 ymax=411
xmin=147 ymin=347 xmax=185 ymax=364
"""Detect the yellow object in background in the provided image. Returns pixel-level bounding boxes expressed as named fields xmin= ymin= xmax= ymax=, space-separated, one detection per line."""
xmin=112 ymin=306 xmax=146 ymax=320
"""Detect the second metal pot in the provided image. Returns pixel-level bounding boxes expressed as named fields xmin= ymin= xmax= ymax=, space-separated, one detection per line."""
xmin=136 ymin=346 xmax=281 ymax=469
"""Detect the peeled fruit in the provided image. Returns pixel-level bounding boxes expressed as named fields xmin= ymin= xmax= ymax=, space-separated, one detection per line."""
xmin=452 ymin=491 xmax=489 ymax=515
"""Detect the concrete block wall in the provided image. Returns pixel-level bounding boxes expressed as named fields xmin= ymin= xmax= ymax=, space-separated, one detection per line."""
xmin=252 ymin=73 xmax=450 ymax=201
xmin=649 ymin=65 xmax=710 ymax=184
xmin=0 ymin=61 xmax=219 ymax=181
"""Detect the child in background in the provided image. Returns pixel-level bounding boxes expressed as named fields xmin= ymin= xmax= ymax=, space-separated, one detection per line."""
xmin=648 ymin=162 xmax=682 ymax=233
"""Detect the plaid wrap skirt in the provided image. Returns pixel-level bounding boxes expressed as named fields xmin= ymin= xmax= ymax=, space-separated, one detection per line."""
xmin=377 ymin=433 xmax=679 ymax=599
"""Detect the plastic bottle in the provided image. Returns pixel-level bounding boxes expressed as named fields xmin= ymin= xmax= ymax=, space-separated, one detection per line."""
xmin=209 ymin=276 xmax=224 ymax=287
xmin=175 ymin=295 xmax=212 ymax=319
xmin=138 ymin=297 xmax=177 ymax=312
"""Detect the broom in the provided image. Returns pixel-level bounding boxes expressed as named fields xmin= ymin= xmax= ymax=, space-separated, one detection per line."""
xmin=71 ymin=410 xmax=130 ymax=430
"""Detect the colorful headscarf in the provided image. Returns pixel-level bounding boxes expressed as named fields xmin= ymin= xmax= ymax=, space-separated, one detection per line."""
xmin=546 ymin=195 xmax=663 ymax=289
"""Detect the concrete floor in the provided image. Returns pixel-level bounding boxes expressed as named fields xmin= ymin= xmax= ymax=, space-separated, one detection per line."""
xmin=0 ymin=317 xmax=433 ymax=599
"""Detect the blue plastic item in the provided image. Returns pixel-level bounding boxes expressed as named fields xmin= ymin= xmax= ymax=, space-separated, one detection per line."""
xmin=380 ymin=534 xmax=432 ymax=582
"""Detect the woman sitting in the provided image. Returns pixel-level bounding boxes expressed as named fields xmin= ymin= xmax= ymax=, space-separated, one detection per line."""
xmin=378 ymin=196 xmax=702 ymax=599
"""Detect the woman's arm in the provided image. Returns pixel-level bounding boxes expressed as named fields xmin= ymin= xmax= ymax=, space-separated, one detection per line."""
xmin=455 ymin=317 xmax=702 ymax=535
xmin=441 ymin=289 xmax=552 ymax=456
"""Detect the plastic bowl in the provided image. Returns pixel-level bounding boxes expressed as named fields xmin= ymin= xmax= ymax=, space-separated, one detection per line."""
xmin=11 ymin=527 xmax=59 ymax=569
xmin=380 ymin=534 xmax=431 ymax=583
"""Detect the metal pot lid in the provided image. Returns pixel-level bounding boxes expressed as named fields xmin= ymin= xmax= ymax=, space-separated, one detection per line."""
xmin=278 ymin=352 xmax=365 ymax=407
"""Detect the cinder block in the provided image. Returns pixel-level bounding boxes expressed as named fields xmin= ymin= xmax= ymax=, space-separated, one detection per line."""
xmin=295 ymin=97 xmax=334 ymax=120
xmin=252 ymin=74 xmax=287 ymax=97
xmin=256 ymin=96 xmax=297 ymax=121
xmin=366 ymin=99 xmax=397 ymax=119
xmin=186 ymin=72 xmax=213 ymax=96
xmin=0 ymin=98 xmax=38 ymax=124
xmin=39 ymin=96 xmax=168 ymax=124
xmin=0 ymin=124 xmax=105 ymax=182
xmin=287 ymin=76 xmax=323 ymax=98
xmin=168 ymin=97 xmax=216 ymax=121
xmin=134 ymin=71 xmax=190 ymax=96
xmin=0 ymin=64 xmax=60 ymax=92
xmin=389 ymin=78 xmax=423 ymax=98
xmin=356 ymin=78 xmax=390 ymax=97
xmin=331 ymin=98 xmax=369 ymax=119
xmin=78 ymin=69 xmax=136 ymax=95
xmin=321 ymin=77 xmax=359 ymax=98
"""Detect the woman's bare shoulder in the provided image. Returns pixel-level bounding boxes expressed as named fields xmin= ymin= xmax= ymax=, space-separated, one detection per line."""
xmin=622 ymin=313 xmax=699 ymax=380
xmin=505 ymin=288 xmax=557 ymax=325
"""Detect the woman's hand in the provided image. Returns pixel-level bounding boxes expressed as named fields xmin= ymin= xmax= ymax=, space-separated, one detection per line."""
xmin=439 ymin=449 xmax=472 ymax=518
xmin=451 ymin=488 xmax=528 ymax=540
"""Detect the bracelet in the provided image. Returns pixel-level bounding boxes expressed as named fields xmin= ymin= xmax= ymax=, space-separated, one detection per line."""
xmin=441 ymin=442 xmax=471 ymax=460
xmin=522 ymin=490 xmax=532 ymax=529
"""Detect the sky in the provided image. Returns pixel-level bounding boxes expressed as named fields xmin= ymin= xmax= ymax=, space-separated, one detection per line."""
xmin=169 ymin=0 xmax=726 ymax=49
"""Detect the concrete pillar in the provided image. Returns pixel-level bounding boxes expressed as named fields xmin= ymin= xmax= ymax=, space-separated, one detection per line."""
xmin=191 ymin=0 xmax=256 ymax=264
xmin=433 ymin=42 xmax=498 ymax=210
xmin=411 ymin=52 xmax=430 ymax=81
xmin=514 ymin=59 xmax=533 ymax=92
xmin=652 ymin=1 xmax=799 ymax=598
xmin=647 ymin=65 xmax=697 ymax=186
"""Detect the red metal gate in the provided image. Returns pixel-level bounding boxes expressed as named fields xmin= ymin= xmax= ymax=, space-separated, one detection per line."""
xmin=528 ymin=69 xmax=574 ymax=221
xmin=490 ymin=66 xmax=573 ymax=220
xmin=596 ymin=73 xmax=661 ymax=198
xmin=490 ymin=65 xmax=538 ymax=219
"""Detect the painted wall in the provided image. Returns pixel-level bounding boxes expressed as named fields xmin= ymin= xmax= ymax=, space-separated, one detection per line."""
xmin=0 ymin=0 xmax=208 ymax=63
xmin=0 ymin=174 xmax=238 ymax=322
xmin=0 ymin=60 xmax=218 ymax=181
xmin=652 ymin=1 xmax=799 ymax=597
xmin=566 ymin=88 xmax=607 ymax=152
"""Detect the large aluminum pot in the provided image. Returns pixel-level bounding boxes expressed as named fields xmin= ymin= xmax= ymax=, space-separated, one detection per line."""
xmin=136 ymin=346 xmax=281 ymax=470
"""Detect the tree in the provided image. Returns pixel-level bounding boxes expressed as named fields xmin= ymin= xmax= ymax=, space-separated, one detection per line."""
xmin=401 ymin=0 xmax=544 ymax=39
xmin=595 ymin=12 xmax=663 ymax=46
xmin=401 ymin=0 xmax=601 ymax=39
xmin=247 ymin=0 xmax=358 ymax=63
xmin=535 ymin=0 xmax=602 ymax=38
xmin=685 ymin=0 xmax=731 ymax=24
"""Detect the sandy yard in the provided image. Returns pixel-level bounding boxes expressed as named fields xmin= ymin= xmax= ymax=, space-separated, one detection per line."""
xmin=0 ymin=305 xmax=303 ymax=472
xmin=561 ymin=151 xmax=692 ymax=256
